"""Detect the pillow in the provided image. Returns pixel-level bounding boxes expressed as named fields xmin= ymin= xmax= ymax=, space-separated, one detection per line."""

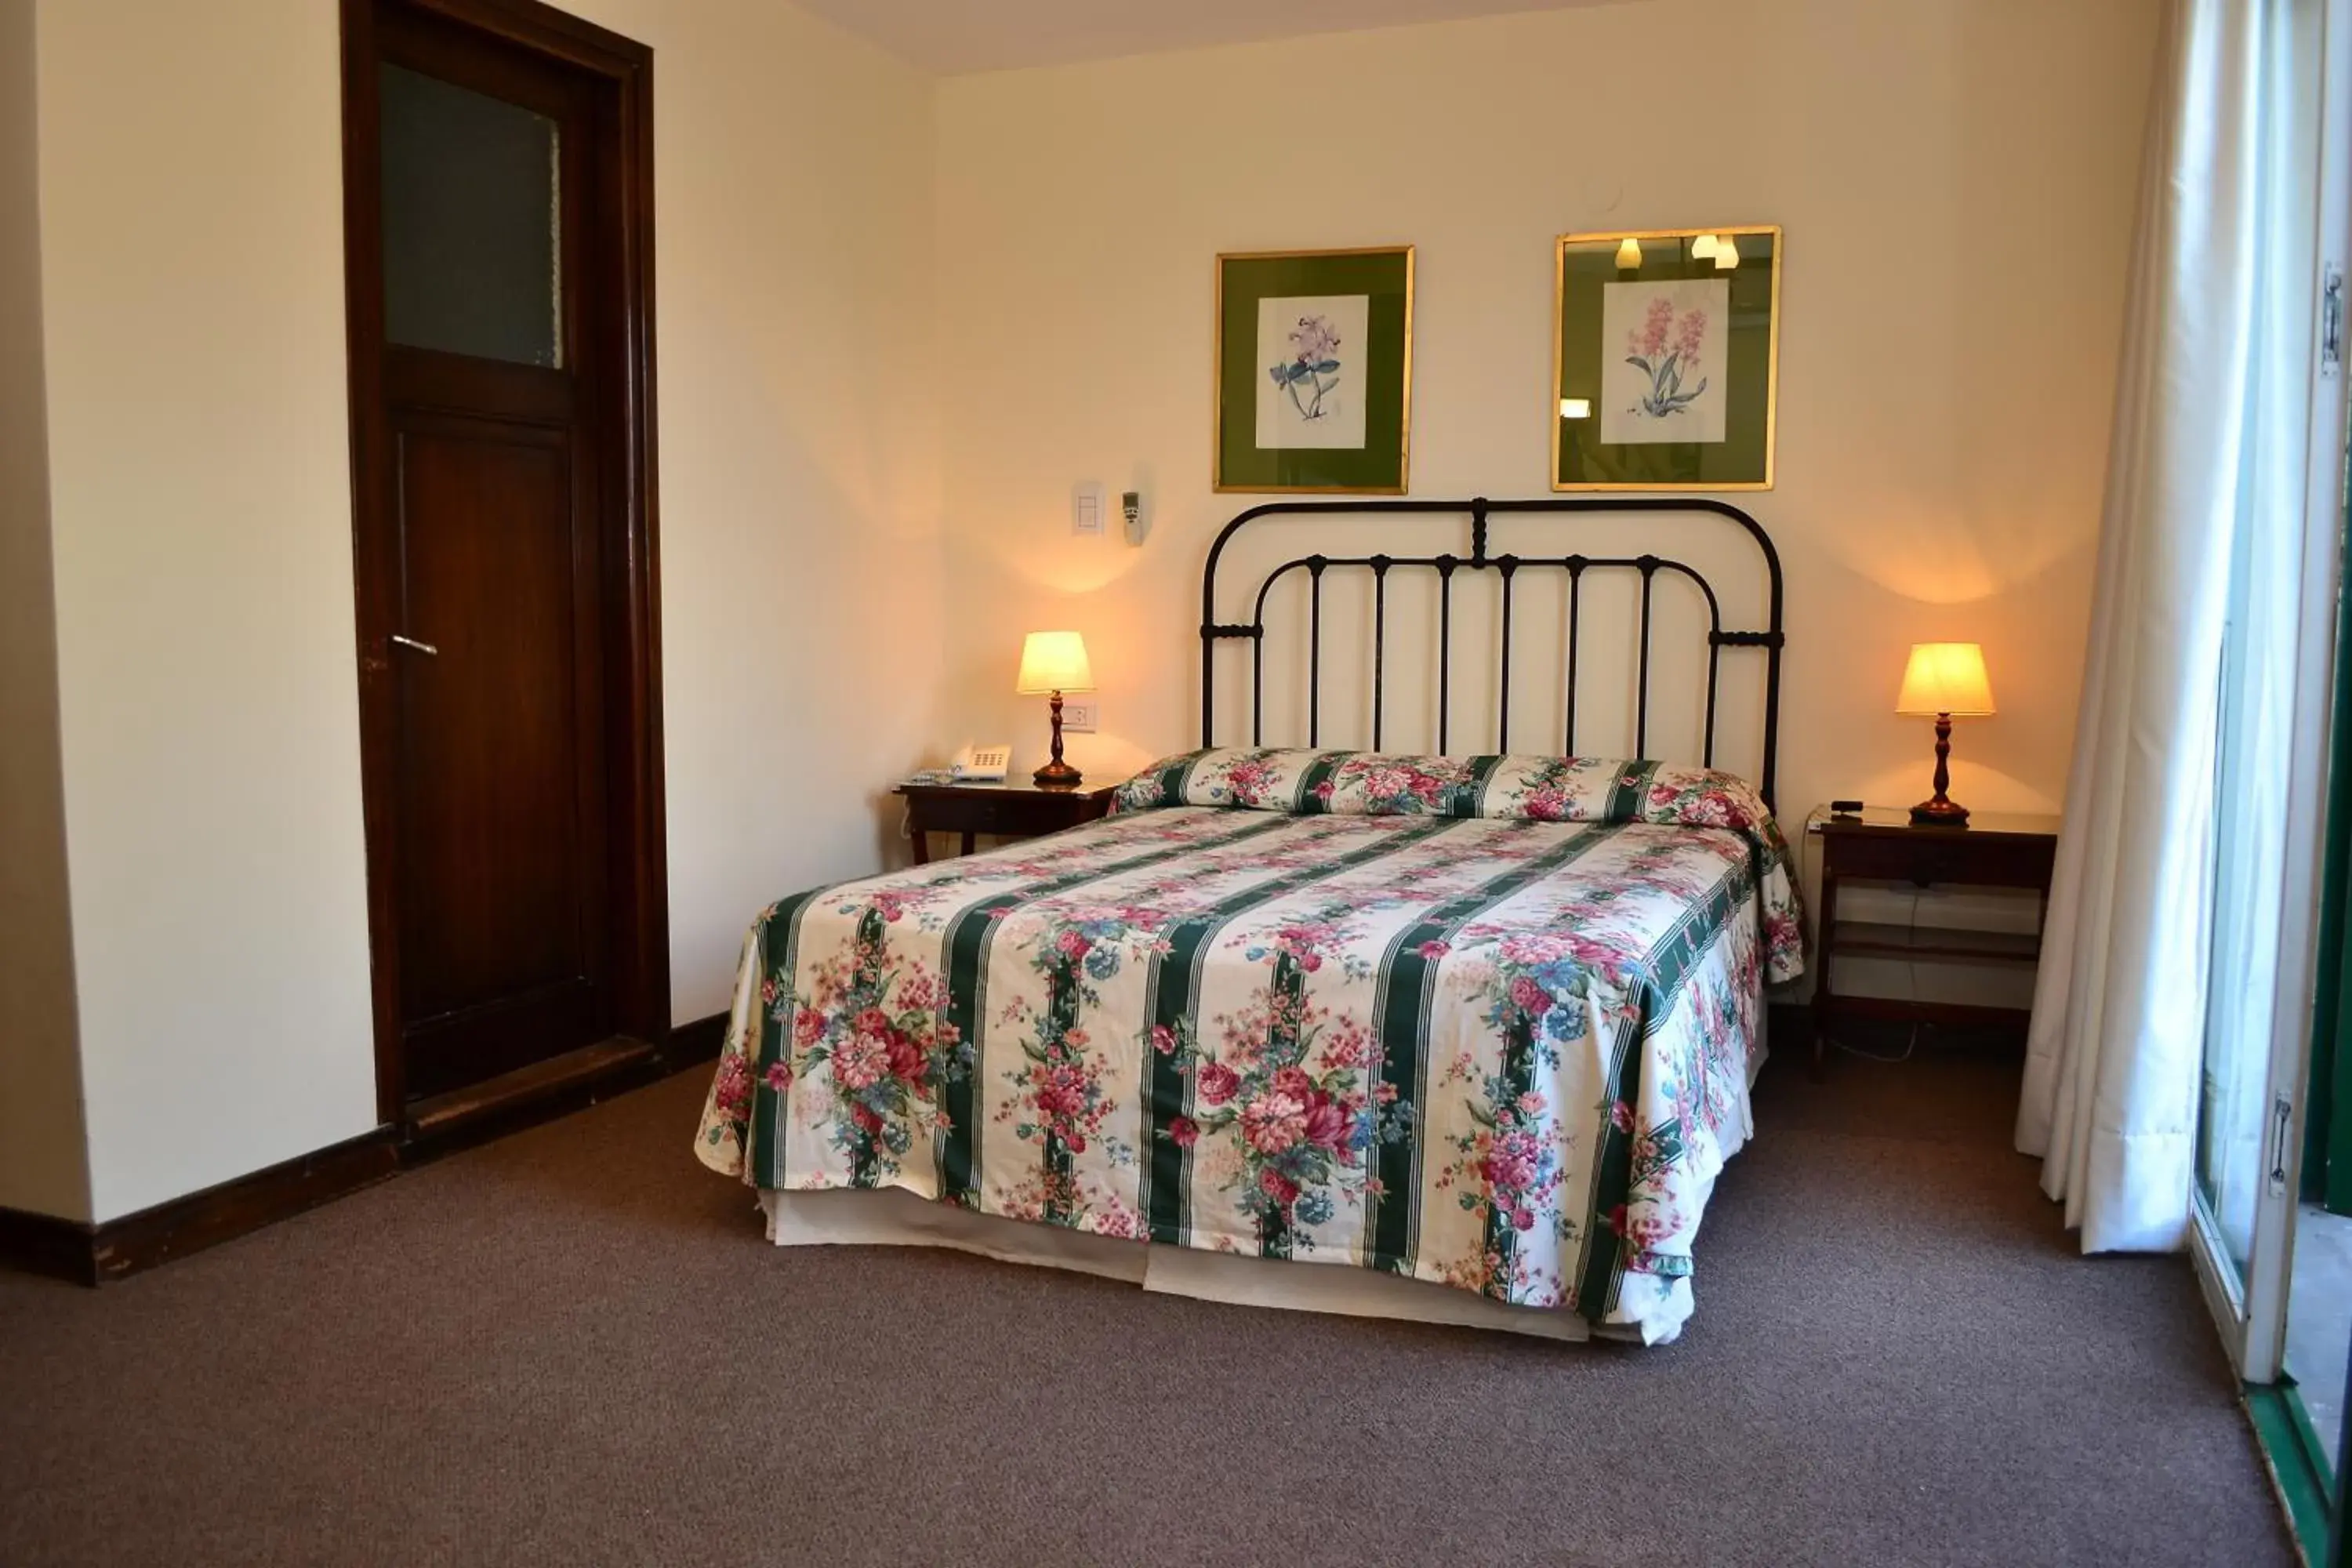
xmin=1114 ymin=747 xmax=1774 ymax=834
xmin=1113 ymin=748 xmax=1802 ymax=985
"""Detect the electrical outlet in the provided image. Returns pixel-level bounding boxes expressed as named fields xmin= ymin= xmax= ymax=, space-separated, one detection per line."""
xmin=1061 ymin=699 xmax=1098 ymax=733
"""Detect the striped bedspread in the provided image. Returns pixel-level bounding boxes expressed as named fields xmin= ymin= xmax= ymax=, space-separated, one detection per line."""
xmin=695 ymin=751 xmax=1803 ymax=1342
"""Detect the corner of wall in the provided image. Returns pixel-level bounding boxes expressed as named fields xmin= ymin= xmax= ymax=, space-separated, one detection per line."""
xmin=0 ymin=0 xmax=93 ymax=1225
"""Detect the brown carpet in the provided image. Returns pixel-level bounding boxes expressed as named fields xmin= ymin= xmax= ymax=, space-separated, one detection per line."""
xmin=0 ymin=1052 xmax=2293 ymax=1567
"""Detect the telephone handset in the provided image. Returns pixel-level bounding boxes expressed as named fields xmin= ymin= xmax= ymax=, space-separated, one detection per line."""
xmin=951 ymin=743 xmax=1012 ymax=782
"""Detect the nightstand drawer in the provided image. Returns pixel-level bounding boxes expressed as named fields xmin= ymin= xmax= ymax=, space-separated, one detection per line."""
xmin=895 ymin=780 xmax=1116 ymax=863
xmin=908 ymin=791 xmax=1095 ymax=837
xmin=1825 ymin=831 xmax=2055 ymax=891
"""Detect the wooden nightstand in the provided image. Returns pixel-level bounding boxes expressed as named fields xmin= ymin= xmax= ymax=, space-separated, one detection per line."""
xmin=895 ymin=779 xmax=1117 ymax=864
xmin=1810 ymin=805 xmax=2060 ymax=1074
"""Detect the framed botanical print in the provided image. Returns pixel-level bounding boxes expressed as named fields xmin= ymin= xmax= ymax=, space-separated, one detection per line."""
xmin=1552 ymin=226 xmax=1781 ymax=492
xmin=1214 ymin=245 xmax=1414 ymax=494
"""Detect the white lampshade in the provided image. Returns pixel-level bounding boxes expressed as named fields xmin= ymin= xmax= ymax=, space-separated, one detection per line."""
xmin=1690 ymin=233 xmax=1719 ymax=260
xmin=1016 ymin=630 xmax=1095 ymax=695
xmin=1614 ymin=236 xmax=1642 ymax=270
xmin=1711 ymin=233 xmax=1740 ymax=270
xmin=1895 ymin=642 xmax=1996 ymax=717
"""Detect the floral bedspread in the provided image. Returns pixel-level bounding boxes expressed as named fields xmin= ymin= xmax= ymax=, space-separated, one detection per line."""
xmin=695 ymin=751 xmax=1803 ymax=1342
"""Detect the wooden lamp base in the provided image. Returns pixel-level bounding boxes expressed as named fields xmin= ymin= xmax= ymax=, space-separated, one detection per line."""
xmin=1032 ymin=690 xmax=1083 ymax=789
xmin=1909 ymin=712 xmax=1969 ymax=826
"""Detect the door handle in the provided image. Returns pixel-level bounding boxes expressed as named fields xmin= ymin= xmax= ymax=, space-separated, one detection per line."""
xmin=390 ymin=633 xmax=438 ymax=657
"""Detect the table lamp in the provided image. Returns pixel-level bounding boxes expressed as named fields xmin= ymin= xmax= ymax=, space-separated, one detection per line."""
xmin=1016 ymin=630 xmax=1094 ymax=788
xmin=1896 ymin=642 xmax=1995 ymax=826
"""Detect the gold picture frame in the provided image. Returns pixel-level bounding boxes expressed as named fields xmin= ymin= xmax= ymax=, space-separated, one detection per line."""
xmin=1214 ymin=245 xmax=1414 ymax=495
xmin=1550 ymin=225 xmax=1781 ymax=492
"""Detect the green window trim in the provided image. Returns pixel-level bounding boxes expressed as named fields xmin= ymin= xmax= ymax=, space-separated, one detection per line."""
xmin=2245 ymin=1380 xmax=2340 ymax=1564
xmin=2302 ymin=500 xmax=2352 ymax=1208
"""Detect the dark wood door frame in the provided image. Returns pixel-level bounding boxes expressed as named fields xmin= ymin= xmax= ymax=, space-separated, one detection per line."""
xmin=339 ymin=0 xmax=666 ymax=1122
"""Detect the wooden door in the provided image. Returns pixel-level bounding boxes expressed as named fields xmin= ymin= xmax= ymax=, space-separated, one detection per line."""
xmin=342 ymin=0 xmax=668 ymax=1114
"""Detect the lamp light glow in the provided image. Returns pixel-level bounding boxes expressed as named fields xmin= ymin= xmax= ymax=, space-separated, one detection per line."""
xmin=1559 ymin=397 xmax=1592 ymax=419
xmin=1614 ymin=236 xmax=1642 ymax=270
xmin=1895 ymin=642 xmax=1996 ymax=717
xmin=1015 ymin=630 xmax=1095 ymax=695
xmin=1711 ymin=233 xmax=1740 ymax=270
xmin=1690 ymin=234 xmax=1719 ymax=260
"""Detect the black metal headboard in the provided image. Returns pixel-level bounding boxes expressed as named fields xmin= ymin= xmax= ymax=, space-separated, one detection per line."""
xmin=1199 ymin=496 xmax=1787 ymax=809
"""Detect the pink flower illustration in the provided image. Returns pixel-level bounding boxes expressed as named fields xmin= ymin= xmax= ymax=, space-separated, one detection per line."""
xmin=885 ymin=1032 xmax=927 ymax=1083
xmin=1301 ymin=1094 xmax=1349 ymax=1150
xmin=1632 ymin=295 xmax=1675 ymax=358
xmin=1196 ymin=1061 xmax=1241 ymax=1105
xmin=1624 ymin=297 xmax=1711 ymax=421
xmin=1269 ymin=314 xmax=1345 ymax=422
xmin=1033 ymin=1064 xmax=1089 ymax=1119
xmin=1482 ymin=1132 xmax=1541 ymax=1197
xmin=832 ymin=1029 xmax=890 ymax=1090
xmin=1169 ymin=1116 xmax=1200 ymax=1149
xmin=712 ymin=1052 xmax=753 ymax=1117
xmin=1243 ymin=1091 xmax=1308 ymax=1153
xmin=1674 ymin=305 xmax=1705 ymax=370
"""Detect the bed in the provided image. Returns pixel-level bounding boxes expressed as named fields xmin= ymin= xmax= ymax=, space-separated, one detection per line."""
xmin=693 ymin=496 xmax=1802 ymax=1344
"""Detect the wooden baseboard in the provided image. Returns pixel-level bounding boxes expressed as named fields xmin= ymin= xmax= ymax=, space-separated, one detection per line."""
xmin=408 ymin=1037 xmax=659 ymax=1139
xmin=0 ymin=1205 xmax=103 ymax=1287
xmin=94 ymin=1127 xmax=402 ymax=1283
xmin=663 ymin=1010 xmax=727 ymax=1067
xmin=0 ymin=1013 xmax=728 ymax=1287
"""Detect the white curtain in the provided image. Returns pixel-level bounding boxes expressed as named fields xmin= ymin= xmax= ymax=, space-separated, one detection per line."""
xmin=2017 ymin=0 xmax=2320 ymax=1254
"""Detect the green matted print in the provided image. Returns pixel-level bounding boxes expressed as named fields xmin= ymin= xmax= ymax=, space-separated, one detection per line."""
xmin=1214 ymin=246 xmax=1414 ymax=494
xmin=1552 ymin=226 xmax=1781 ymax=492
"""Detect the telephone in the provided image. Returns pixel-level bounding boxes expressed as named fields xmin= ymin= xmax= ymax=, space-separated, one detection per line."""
xmin=951 ymin=742 xmax=1012 ymax=782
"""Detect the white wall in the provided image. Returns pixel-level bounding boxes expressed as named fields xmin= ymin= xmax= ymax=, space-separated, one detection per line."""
xmin=560 ymin=0 xmax=944 ymax=1024
xmin=37 ymin=0 xmax=386 ymax=1222
xmin=0 ymin=0 xmax=91 ymax=1223
xmin=27 ymin=0 xmax=939 ymax=1221
xmin=931 ymin=0 xmax=2158 ymax=829
xmin=14 ymin=0 xmax=2150 ymax=1221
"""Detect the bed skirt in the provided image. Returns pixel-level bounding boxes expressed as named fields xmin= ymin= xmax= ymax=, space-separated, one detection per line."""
xmin=755 ymin=1186 xmax=1603 ymax=1343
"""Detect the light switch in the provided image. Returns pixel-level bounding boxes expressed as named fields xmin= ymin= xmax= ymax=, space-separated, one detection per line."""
xmin=1072 ymin=482 xmax=1105 ymax=535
